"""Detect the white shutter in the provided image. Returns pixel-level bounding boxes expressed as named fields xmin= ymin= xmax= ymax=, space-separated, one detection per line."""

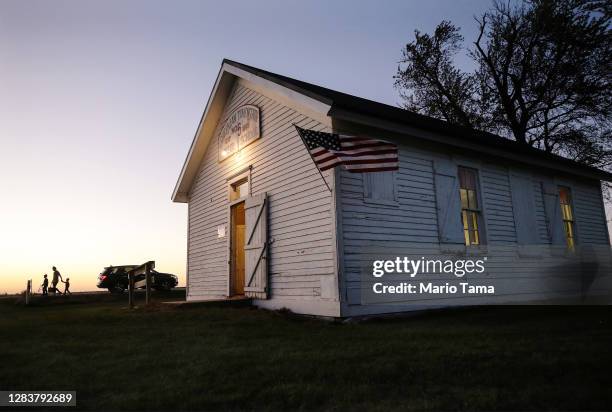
xmin=433 ymin=158 xmax=464 ymax=245
xmin=244 ymin=193 xmax=268 ymax=299
xmin=509 ymin=172 xmax=539 ymax=245
xmin=541 ymin=181 xmax=566 ymax=245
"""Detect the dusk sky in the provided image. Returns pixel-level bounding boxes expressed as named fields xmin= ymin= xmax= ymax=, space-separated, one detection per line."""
xmin=1 ymin=0 xmax=609 ymax=293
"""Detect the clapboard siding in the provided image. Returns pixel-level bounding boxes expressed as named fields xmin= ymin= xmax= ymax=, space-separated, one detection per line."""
xmin=339 ymin=145 xmax=439 ymax=307
xmin=533 ymin=180 xmax=551 ymax=244
xmin=340 ymin=149 xmax=439 ymax=246
xmin=187 ymin=82 xmax=336 ymax=305
xmin=339 ymin=137 xmax=610 ymax=316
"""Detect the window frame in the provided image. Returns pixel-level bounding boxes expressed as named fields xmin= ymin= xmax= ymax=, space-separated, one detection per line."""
xmin=227 ymin=169 xmax=251 ymax=204
xmin=558 ymin=185 xmax=577 ymax=251
xmin=458 ymin=166 xmax=486 ymax=247
xmin=362 ymin=170 xmax=399 ymax=207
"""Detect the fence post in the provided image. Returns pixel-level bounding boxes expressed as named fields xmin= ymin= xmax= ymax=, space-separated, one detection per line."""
xmin=145 ymin=263 xmax=151 ymax=305
xmin=26 ymin=279 xmax=31 ymax=305
xmin=128 ymin=272 xmax=135 ymax=309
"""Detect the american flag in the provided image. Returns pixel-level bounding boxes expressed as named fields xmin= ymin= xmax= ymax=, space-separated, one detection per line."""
xmin=295 ymin=126 xmax=399 ymax=173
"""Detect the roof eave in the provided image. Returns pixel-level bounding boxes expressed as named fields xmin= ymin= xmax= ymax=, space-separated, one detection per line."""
xmin=329 ymin=105 xmax=612 ymax=183
xmin=171 ymin=60 xmax=334 ymax=202
xmin=171 ymin=64 xmax=236 ymax=203
xmin=173 ymin=58 xmax=611 ymax=204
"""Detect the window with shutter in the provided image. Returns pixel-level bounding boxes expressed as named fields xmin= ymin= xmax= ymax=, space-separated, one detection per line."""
xmin=541 ymin=181 xmax=566 ymax=246
xmin=363 ymin=171 xmax=397 ymax=206
xmin=458 ymin=167 xmax=485 ymax=246
xmin=558 ymin=186 xmax=576 ymax=251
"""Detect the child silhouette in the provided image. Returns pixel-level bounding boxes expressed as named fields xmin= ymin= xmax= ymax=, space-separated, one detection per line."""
xmin=41 ymin=274 xmax=48 ymax=296
xmin=63 ymin=278 xmax=72 ymax=295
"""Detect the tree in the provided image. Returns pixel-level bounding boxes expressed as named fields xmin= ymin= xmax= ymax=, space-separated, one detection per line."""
xmin=394 ymin=0 xmax=612 ymax=171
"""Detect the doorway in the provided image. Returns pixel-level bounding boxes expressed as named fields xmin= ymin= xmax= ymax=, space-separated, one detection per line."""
xmin=230 ymin=201 xmax=246 ymax=295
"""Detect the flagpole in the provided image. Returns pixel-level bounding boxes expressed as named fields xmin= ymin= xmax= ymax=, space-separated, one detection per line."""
xmin=293 ymin=124 xmax=333 ymax=193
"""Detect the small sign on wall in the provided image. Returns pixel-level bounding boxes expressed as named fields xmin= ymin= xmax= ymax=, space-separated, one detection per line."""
xmin=217 ymin=225 xmax=226 ymax=238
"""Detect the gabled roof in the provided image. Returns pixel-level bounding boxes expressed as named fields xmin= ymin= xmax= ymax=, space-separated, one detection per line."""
xmin=172 ymin=59 xmax=611 ymax=202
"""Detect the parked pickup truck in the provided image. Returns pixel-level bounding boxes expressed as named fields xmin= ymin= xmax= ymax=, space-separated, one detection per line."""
xmin=97 ymin=265 xmax=179 ymax=293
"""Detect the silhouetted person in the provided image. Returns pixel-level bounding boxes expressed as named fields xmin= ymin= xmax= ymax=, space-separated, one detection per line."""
xmin=63 ymin=278 xmax=71 ymax=295
xmin=51 ymin=266 xmax=62 ymax=294
xmin=41 ymin=274 xmax=48 ymax=296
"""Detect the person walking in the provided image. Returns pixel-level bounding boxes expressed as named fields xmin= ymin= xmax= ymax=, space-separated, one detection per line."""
xmin=51 ymin=266 xmax=62 ymax=294
xmin=63 ymin=278 xmax=72 ymax=295
xmin=41 ymin=274 xmax=48 ymax=296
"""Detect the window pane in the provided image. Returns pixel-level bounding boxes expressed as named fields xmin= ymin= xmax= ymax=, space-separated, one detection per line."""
xmin=472 ymin=229 xmax=480 ymax=245
xmin=561 ymin=204 xmax=568 ymax=220
xmin=559 ymin=187 xmax=570 ymax=204
xmin=365 ymin=171 xmax=395 ymax=201
xmin=558 ymin=186 xmax=576 ymax=250
xmin=564 ymin=204 xmax=573 ymax=221
xmin=471 ymin=211 xmax=479 ymax=232
xmin=566 ymin=221 xmax=574 ymax=239
xmin=236 ymin=180 xmax=248 ymax=197
xmin=460 ymin=189 xmax=469 ymax=209
xmin=468 ymin=190 xmax=478 ymax=209
xmin=458 ymin=167 xmax=483 ymax=246
xmin=461 ymin=211 xmax=482 ymax=246
xmin=467 ymin=172 xmax=476 ymax=189
xmin=459 ymin=168 xmax=476 ymax=190
xmin=565 ymin=221 xmax=575 ymax=251
xmin=458 ymin=169 xmax=466 ymax=188
xmin=567 ymin=235 xmax=575 ymax=251
xmin=230 ymin=179 xmax=249 ymax=201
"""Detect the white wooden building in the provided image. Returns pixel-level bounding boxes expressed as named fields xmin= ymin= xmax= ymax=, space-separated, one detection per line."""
xmin=172 ymin=59 xmax=612 ymax=317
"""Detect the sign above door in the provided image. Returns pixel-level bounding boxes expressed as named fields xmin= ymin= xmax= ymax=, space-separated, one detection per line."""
xmin=218 ymin=105 xmax=260 ymax=161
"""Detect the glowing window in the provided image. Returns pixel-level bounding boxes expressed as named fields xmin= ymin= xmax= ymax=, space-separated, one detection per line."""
xmin=458 ymin=167 xmax=483 ymax=246
xmin=558 ymin=186 xmax=576 ymax=251
xmin=230 ymin=179 xmax=249 ymax=201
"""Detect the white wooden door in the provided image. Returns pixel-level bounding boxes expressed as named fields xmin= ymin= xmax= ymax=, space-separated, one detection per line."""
xmin=244 ymin=193 xmax=268 ymax=299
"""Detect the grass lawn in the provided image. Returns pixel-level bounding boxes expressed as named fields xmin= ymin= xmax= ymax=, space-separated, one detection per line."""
xmin=0 ymin=295 xmax=611 ymax=411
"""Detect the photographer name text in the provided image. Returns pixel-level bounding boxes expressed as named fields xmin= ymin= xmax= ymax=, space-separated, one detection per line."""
xmin=371 ymin=257 xmax=494 ymax=295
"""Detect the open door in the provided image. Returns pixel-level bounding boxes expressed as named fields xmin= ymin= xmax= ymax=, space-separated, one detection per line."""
xmin=244 ymin=193 xmax=268 ymax=299
xmin=230 ymin=202 xmax=246 ymax=295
